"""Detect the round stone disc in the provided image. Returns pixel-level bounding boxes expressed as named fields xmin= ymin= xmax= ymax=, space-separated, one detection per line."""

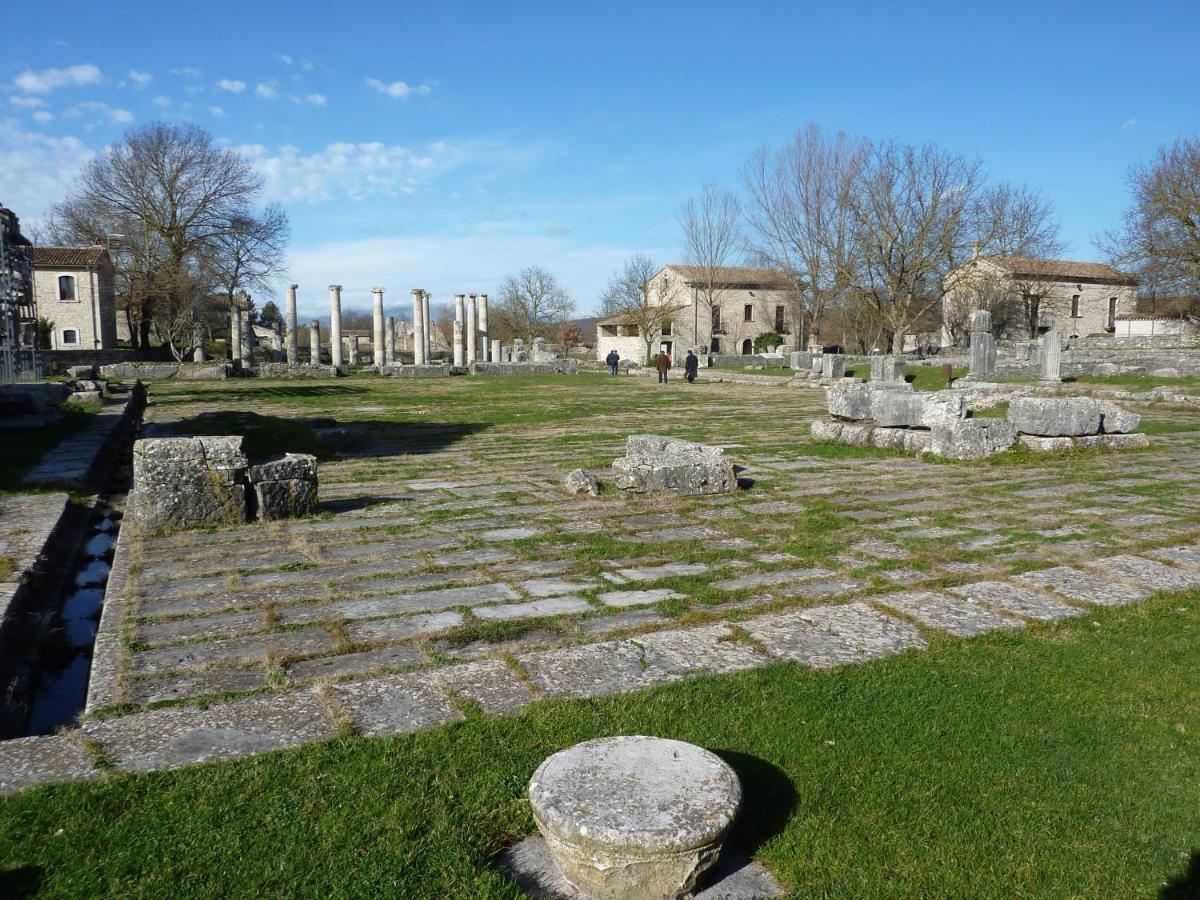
xmin=529 ymin=735 xmax=742 ymax=853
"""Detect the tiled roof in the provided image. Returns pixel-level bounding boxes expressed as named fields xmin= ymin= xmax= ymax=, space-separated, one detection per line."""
xmin=664 ymin=265 xmax=795 ymax=288
xmin=31 ymin=246 xmax=110 ymax=269
xmin=983 ymin=256 xmax=1138 ymax=285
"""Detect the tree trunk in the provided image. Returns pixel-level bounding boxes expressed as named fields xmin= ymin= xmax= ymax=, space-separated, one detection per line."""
xmin=891 ymin=329 xmax=905 ymax=354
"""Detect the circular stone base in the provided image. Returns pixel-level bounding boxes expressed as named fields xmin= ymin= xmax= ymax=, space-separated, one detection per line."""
xmin=528 ymin=736 xmax=742 ymax=900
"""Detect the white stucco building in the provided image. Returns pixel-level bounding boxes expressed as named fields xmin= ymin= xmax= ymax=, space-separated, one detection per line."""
xmin=32 ymin=246 xmax=118 ymax=350
xmin=942 ymin=255 xmax=1138 ymax=345
xmin=596 ymin=265 xmax=798 ymax=364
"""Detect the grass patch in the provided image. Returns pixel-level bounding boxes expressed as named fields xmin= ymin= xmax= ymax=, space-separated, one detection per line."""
xmin=1137 ymin=419 xmax=1200 ymax=435
xmin=1074 ymin=374 xmax=1200 ymax=392
xmin=1 ymin=597 xmax=1199 ymax=895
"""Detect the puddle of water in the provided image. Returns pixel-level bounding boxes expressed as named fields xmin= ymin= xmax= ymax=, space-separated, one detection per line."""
xmin=75 ymin=559 xmax=111 ymax=587
xmin=84 ymin=532 xmax=115 ymax=558
xmin=62 ymin=588 xmax=103 ymax=645
xmin=26 ymin=655 xmax=91 ymax=736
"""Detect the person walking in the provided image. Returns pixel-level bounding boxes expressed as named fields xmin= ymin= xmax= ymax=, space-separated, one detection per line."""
xmin=684 ymin=350 xmax=699 ymax=384
xmin=655 ymin=349 xmax=671 ymax=383
xmin=605 ymin=349 xmax=620 ymax=376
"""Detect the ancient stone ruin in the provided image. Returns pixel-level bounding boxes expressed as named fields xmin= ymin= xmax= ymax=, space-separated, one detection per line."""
xmin=128 ymin=436 xmax=317 ymax=530
xmin=611 ymin=435 xmax=737 ymax=495
xmin=811 ymin=383 xmax=1145 ymax=460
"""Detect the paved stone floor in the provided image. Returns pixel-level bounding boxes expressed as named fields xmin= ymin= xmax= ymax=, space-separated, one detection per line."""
xmin=4 ymin=374 xmax=1200 ymax=791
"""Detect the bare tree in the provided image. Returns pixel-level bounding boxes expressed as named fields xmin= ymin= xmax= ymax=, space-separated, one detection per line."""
xmin=600 ymin=256 xmax=684 ymax=363
xmin=52 ymin=122 xmax=281 ymax=349
xmin=495 ymin=266 xmax=574 ymax=341
xmin=557 ymin=321 xmax=583 ymax=358
xmin=1100 ymin=136 xmax=1200 ymax=300
xmin=678 ymin=183 xmax=742 ymax=347
xmin=599 ymin=253 xmax=658 ymax=315
xmin=742 ymin=124 xmax=868 ymax=349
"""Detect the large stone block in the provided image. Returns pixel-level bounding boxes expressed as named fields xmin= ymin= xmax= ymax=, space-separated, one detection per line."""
xmin=826 ymin=383 xmax=873 ymax=420
xmin=1008 ymin=397 xmax=1101 ymax=436
xmin=612 ymin=435 xmax=736 ymax=496
xmin=1019 ymin=435 xmax=1076 ymax=453
xmin=129 ymin=436 xmax=249 ymax=530
xmin=821 ymin=353 xmax=845 ymax=379
xmin=1096 ymin=400 xmax=1141 ymax=434
xmin=1100 ymin=432 xmax=1149 ymax=450
xmin=248 ymin=453 xmax=319 ymax=520
xmin=903 ymin=430 xmax=932 ymax=453
xmin=839 ymin=422 xmax=875 ymax=446
xmin=869 ymin=355 xmax=907 ymax=384
xmin=919 ymin=392 xmax=967 ymax=429
xmin=810 ymin=420 xmax=843 ymax=442
xmin=868 ymin=385 xmax=919 ymax=427
xmin=930 ymin=418 xmax=1017 ymax=460
xmin=871 ymin=427 xmax=907 ymax=449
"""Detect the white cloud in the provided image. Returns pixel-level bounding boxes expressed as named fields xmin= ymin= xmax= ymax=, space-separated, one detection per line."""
xmin=0 ymin=118 xmax=93 ymax=219
xmin=209 ymin=106 xmax=226 ymax=117
xmin=13 ymin=64 xmax=102 ymax=94
xmin=1120 ymin=117 xmax=1138 ymax=131
xmin=128 ymin=69 xmax=153 ymax=87
xmin=152 ymin=95 xmax=172 ymax=108
xmin=32 ymin=110 xmax=54 ymax=124
xmin=255 ymin=83 xmax=278 ymax=100
xmin=276 ymin=54 xmax=293 ymax=66
xmin=301 ymin=61 xmax=314 ymax=72
xmin=9 ymin=96 xmax=44 ymax=109
xmin=365 ymin=78 xmax=433 ymax=100
xmin=304 ymin=93 xmax=326 ymax=106
xmin=169 ymin=67 xmax=201 ymax=77
xmin=217 ymin=79 xmax=247 ymax=94
xmin=61 ymin=101 xmax=133 ymax=125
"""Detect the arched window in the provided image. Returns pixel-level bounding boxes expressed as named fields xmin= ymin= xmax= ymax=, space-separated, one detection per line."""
xmin=58 ymin=275 xmax=76 ymax=301
xmin=741 ymin=338 xmax=753 ymax=355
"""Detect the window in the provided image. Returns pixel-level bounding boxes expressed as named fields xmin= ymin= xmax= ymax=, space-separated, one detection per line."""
xmin=62 ymin=328 xmax=79 ymax=345
xmin=711 ymin=306 xmax=722 ymax=333
xmin=661 ymin=321 xmax=672 ymax=336
xmin=1071 ymin=294 xmax=1080 ymax=318
xmin=1108 ymin=297 xmax=1118 ymax=330
xmin=58 ymin=275 xmax=76 ymax=301
xmin=744 ymin=304 xmax=753 ymax=322
xmin=710 ymin=337 xmax=721 ymax=354
xmin=741 ymin=338 xmax=753 ymax=355
xmin=775 ymin=305 xmax=785 ymax=332
xmin=600 ymin=324 xmax=618 ymax=337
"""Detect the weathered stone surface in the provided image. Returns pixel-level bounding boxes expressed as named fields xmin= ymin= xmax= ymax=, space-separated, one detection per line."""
xmin=1019 ymin=435 xmax=1076 ymax=453
xmin=810 ymin=420 xmax=843 ymax=442
xmin=1097 ymin=554 xmax=1200 ymax=591
xmin=430 ymin=659 xmax=533 ymax=714
xmin=1008 ymin=397 xmax=1102 ymax=437
xmin=475 ymin=597 xmax=592 ymax=620
xmin=870 ymin=355 xmax=907 ymax=383
xmin=947 ymin=581 xmax=1084 ymax=621
xmin=930 ymin=418 xmax=1017 ymax=460
xmin=919 ymin=392 xmax=967 ymax=429
xmin=826 ymin=383 xmax=873 ymax=420
xmin=286 ymin=645 xmax=425 ymax=681
xmin=821 ymin=354 xmax=846 ymax=379
xmin=1015 ymin=566 xmax=1151 ymax=607
xmin=1096 ymin=400 xmax=1141 ymax=434
xmin=129 ymin=436 xmax=249 ymax=530
xmin=1099 ymin=432 xmax=1148 ymax=450
xmin=597 ymin=588 xmax=684 ymax=607
xmin=876 ymin=590 xmax=1023 ymax=636
xmin=839 ymin=422 xmax=875 ymax=446
xmin=562 ymin=468 xmax=600 ymax=496
xmin=0 ymin=735 xmax=97 ymax=794
xmin=612 ymin=435 xmax=736 ymax=496
xmin=529 ymin=736 xmax=741 ymax=900
xmin=871 ymin=427 xmax=908 ymax=449
xmin=331 ymin=672 xmax=463 ymax=737
xmin=903 ymin=429 xmax=932 ymax=453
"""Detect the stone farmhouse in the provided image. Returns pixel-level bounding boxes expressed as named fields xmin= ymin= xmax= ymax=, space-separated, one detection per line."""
xmin=31 ymin=247 xmax=118 ymax=350
xmin=596 ymin=265 xmax=798 ymax=364
xmin=942 ymin=254 xmax=1138 ymax=346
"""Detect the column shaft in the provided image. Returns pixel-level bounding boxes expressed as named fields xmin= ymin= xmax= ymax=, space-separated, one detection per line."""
xmin=329 ymin=285 xmax=344 ymax=367
xmin=285 ymin=283 xmax=299 ymax=365
xmin=372 ymin=288 xmax=386 ymax=367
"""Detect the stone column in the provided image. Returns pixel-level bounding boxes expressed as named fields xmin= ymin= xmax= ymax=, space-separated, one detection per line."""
xmin=385 ymin=316 xmax=395 ymax=366
xmin=309 ymin=320 xmax=321 ymax=364
xmin=967 ymin=309 xmax=996 ymax=380
xmin=466 ymin=293 xmax=478 ymax=363
xmin=239 ymin=297 xmax=254 ymax=368
xmin=478 ymin=293 xmax=489 ymax=361
xmin=411 ymin=289 xmax=426 ymax=365
xmin=329 ymin=284 xmax=344 ymax=368
xmin=1039 ymin=329 xmax=1062 ymax=383
xmin=193 ymin=322 xmax=206 ymax=362
xmin=491 ymin=339 xmax=501 ymax=365
xmin=453 ymin=294 xmax=465 ymax=366
xmin=229 ymin=304 xmax=242 ymax=362
xmin=372 ymin=287 xmax=386 ymax=367
xmin=285 ymin=283 xmax=299 ymax=365
xmin=347 ymin=336 xmax=359 ymax=366
xmin=422 ymin=290 xmax=432 ymax=362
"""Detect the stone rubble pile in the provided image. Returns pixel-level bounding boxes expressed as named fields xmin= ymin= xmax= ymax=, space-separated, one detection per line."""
xmin=611 ymin=435 xmax=737 ymax=495
xmin=128 ymin=436 xmax=318 ymax=530
xmin=812 ymin=383 xmax=1147 ymax=460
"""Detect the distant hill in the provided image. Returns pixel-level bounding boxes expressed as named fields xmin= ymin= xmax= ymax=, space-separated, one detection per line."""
xmin=571 ymin=316 xmax=600 ymax=345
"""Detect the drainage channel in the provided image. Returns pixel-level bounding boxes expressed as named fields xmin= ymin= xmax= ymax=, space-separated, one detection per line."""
xmin=23 ymin=501 xmax=120 ymax=736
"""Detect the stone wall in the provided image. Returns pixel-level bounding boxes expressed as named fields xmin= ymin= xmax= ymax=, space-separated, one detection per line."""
xmin=469 ymin=360 xmax=579 ymax=376
xmin=42 ymin=348 xmax=174 ymax=374
xmin=99 ymin=361 xmax=232 ymax=380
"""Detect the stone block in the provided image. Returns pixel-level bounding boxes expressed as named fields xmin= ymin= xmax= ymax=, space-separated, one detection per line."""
xmin=66 ymin=365 xmax=96 ymax=379
xmin=1093 ymin=363 xmax=1121 ymax=376
xmin=129 ymin=436 xmax=249 ymax=530
xmin=563 ymin=468 xmax=600 ymax=496
xmin=821 ymin=353 xmax=845 ymax=379
xmin=1008 ymin=397 xmax=1101 ymax=436
xmin=810 ymin=420 xmax=843 ymax=442
xmin=247 ymin=452 xmax=318 ymax=483
xmin=1151 ymin=367 xmax=1181 ymax=378
xmin=247 ymin=453 xmax=318 ymax=520
xmin=839 ymin=422 xmax=875 ymax=446
xmin=1019 ymin=435 xmax=1076 ymax=452
xmin=826 ymin=383 xmax=873 ymax=420
xmin=930 ymin=418 xmax=1017 ymax=460
xmin=869 ymin=386 xmax=920 ymax=427
xmin=789 ymin=350 xmax=812 ymax=371
xmin=871 ymin=427 xmax=907 ymax=450
xmin=1101 ymin=432 xmax=1149 ymax=450
xmin=1075 ymin=434 xmax=1104 ymax=450
xmin=1096 ymin=400 xmax=1141 ymax=434
xmin=869 ymin=355 xmax=907 ymax=383
xmin=67 ymin=390 xmax=102 ymax=405
xmin=903 ymin=430 xmax=932 ymax=453
xmin=529 ymin=736 xmax=741 ymax=900
xmin=919 ymin=392 xmax=967 ymax=429
xmin=612 ymin=435 xmax=736 ymax=496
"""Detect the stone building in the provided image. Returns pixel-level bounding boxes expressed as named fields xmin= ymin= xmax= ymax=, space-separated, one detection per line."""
xmin=596 ymin=265 xmax=797 ymax=364
xmin=31 ymin=246 xmax=118 ymax=350
xmin=942 ymin=254 xmax=1138 ymax=346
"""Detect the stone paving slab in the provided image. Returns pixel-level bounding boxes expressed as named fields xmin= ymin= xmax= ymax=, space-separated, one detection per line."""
xmin=1096 ymin=554 xmax=1200 ymax=591
xmin=1146 ymin=546 xmax=1200 ymax=570
xmin=635 ymin=624 xmax=772 ymax=676
xmin=0 ymin=734 xmax=98 ymax=794
xmin=331 ymin=672 xmax=463 ymax=737
xmin=711 ymin=567 xmax=831 ymax=592
xmin=517 ymin=641 xmax=669 ymax=698
xmin=1014 ymin=566 xmax=1152 ymax=607
xmin=612 ymin=562 xmax=710 ymax=582
xmin=132 ymin=629 xmax=335 ymax=675
xmin=597 ymin=588 xmax=686 ymax=608
xmin=474 ymin=597 xmax=592 ymax=621
xmin=129 ymin=667 xmax=268 ymax=705
xmin=739 ymin=611 xmax=866 ymax=669
xmin=947 ymin=582 xmax=1085 ymax=622
xmin=875 ymin=591 xmax=1024 ymax=636
xmin=83 ymin=691 xmax=336 ymax=772
xmin=797 ymin=601 xmax=927 ymax=658
xmin=345 ymin=611 xmax=465 ymax=644
xmin=287 ymin=645 xmax=426 ymax=681
xmin=430 ymin=660 xmax=533 ymax=714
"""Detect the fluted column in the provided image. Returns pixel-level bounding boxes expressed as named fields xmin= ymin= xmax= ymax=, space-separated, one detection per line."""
xmin=285 ymin=283 xmax=299 ymax=365
xmin=309 ymin=320 xmax=321 ymax=363
xmin=453 ymin=293 xmax=465 ymax=366
xmin=466 ymin=293 xmax=478 ymax=363
xmin=329 ymin=284 xmax=343 ymax=367
xmin=421 ymin=290 xmax=432 ymax=361
xmin=411 ymin=289 xmax=426 ymax=365
xmin=238 ymin=294 xmax=253 ymax=368
xmin=229 ymin=303 xmax=241 ymax=362
xmin=478 ymin=293 xmax=489 ymax=361
xmin=385 ymin=316 xmax=395 ymax=366
xmin=372 ymin=287 xmax=385 ymax=367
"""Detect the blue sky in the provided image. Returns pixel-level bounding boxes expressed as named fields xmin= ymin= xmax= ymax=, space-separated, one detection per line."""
xmin=2 ymin=0 xmax=1197 ymax=318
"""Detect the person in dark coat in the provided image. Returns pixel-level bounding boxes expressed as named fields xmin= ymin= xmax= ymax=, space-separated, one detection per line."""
xmin=684 ymin=350 xmax=699 ymax=383
xmin=605 ymin=349 xmax=620 ymax=375
xmin=655 ymin=350 xmax=671 ymax=383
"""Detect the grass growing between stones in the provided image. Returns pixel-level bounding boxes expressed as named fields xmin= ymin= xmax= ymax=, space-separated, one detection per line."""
xmin=3 ymin=595 xmax=1200 ymax=897
xmin=0 ymin=412 xmax=98 ymax=492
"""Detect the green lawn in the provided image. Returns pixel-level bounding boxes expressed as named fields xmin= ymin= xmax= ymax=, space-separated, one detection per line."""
xmin=1073 ymin=374 xmax=1200 ymax=392
xmin=2 ymin=594 xmax=1199 ymax=897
